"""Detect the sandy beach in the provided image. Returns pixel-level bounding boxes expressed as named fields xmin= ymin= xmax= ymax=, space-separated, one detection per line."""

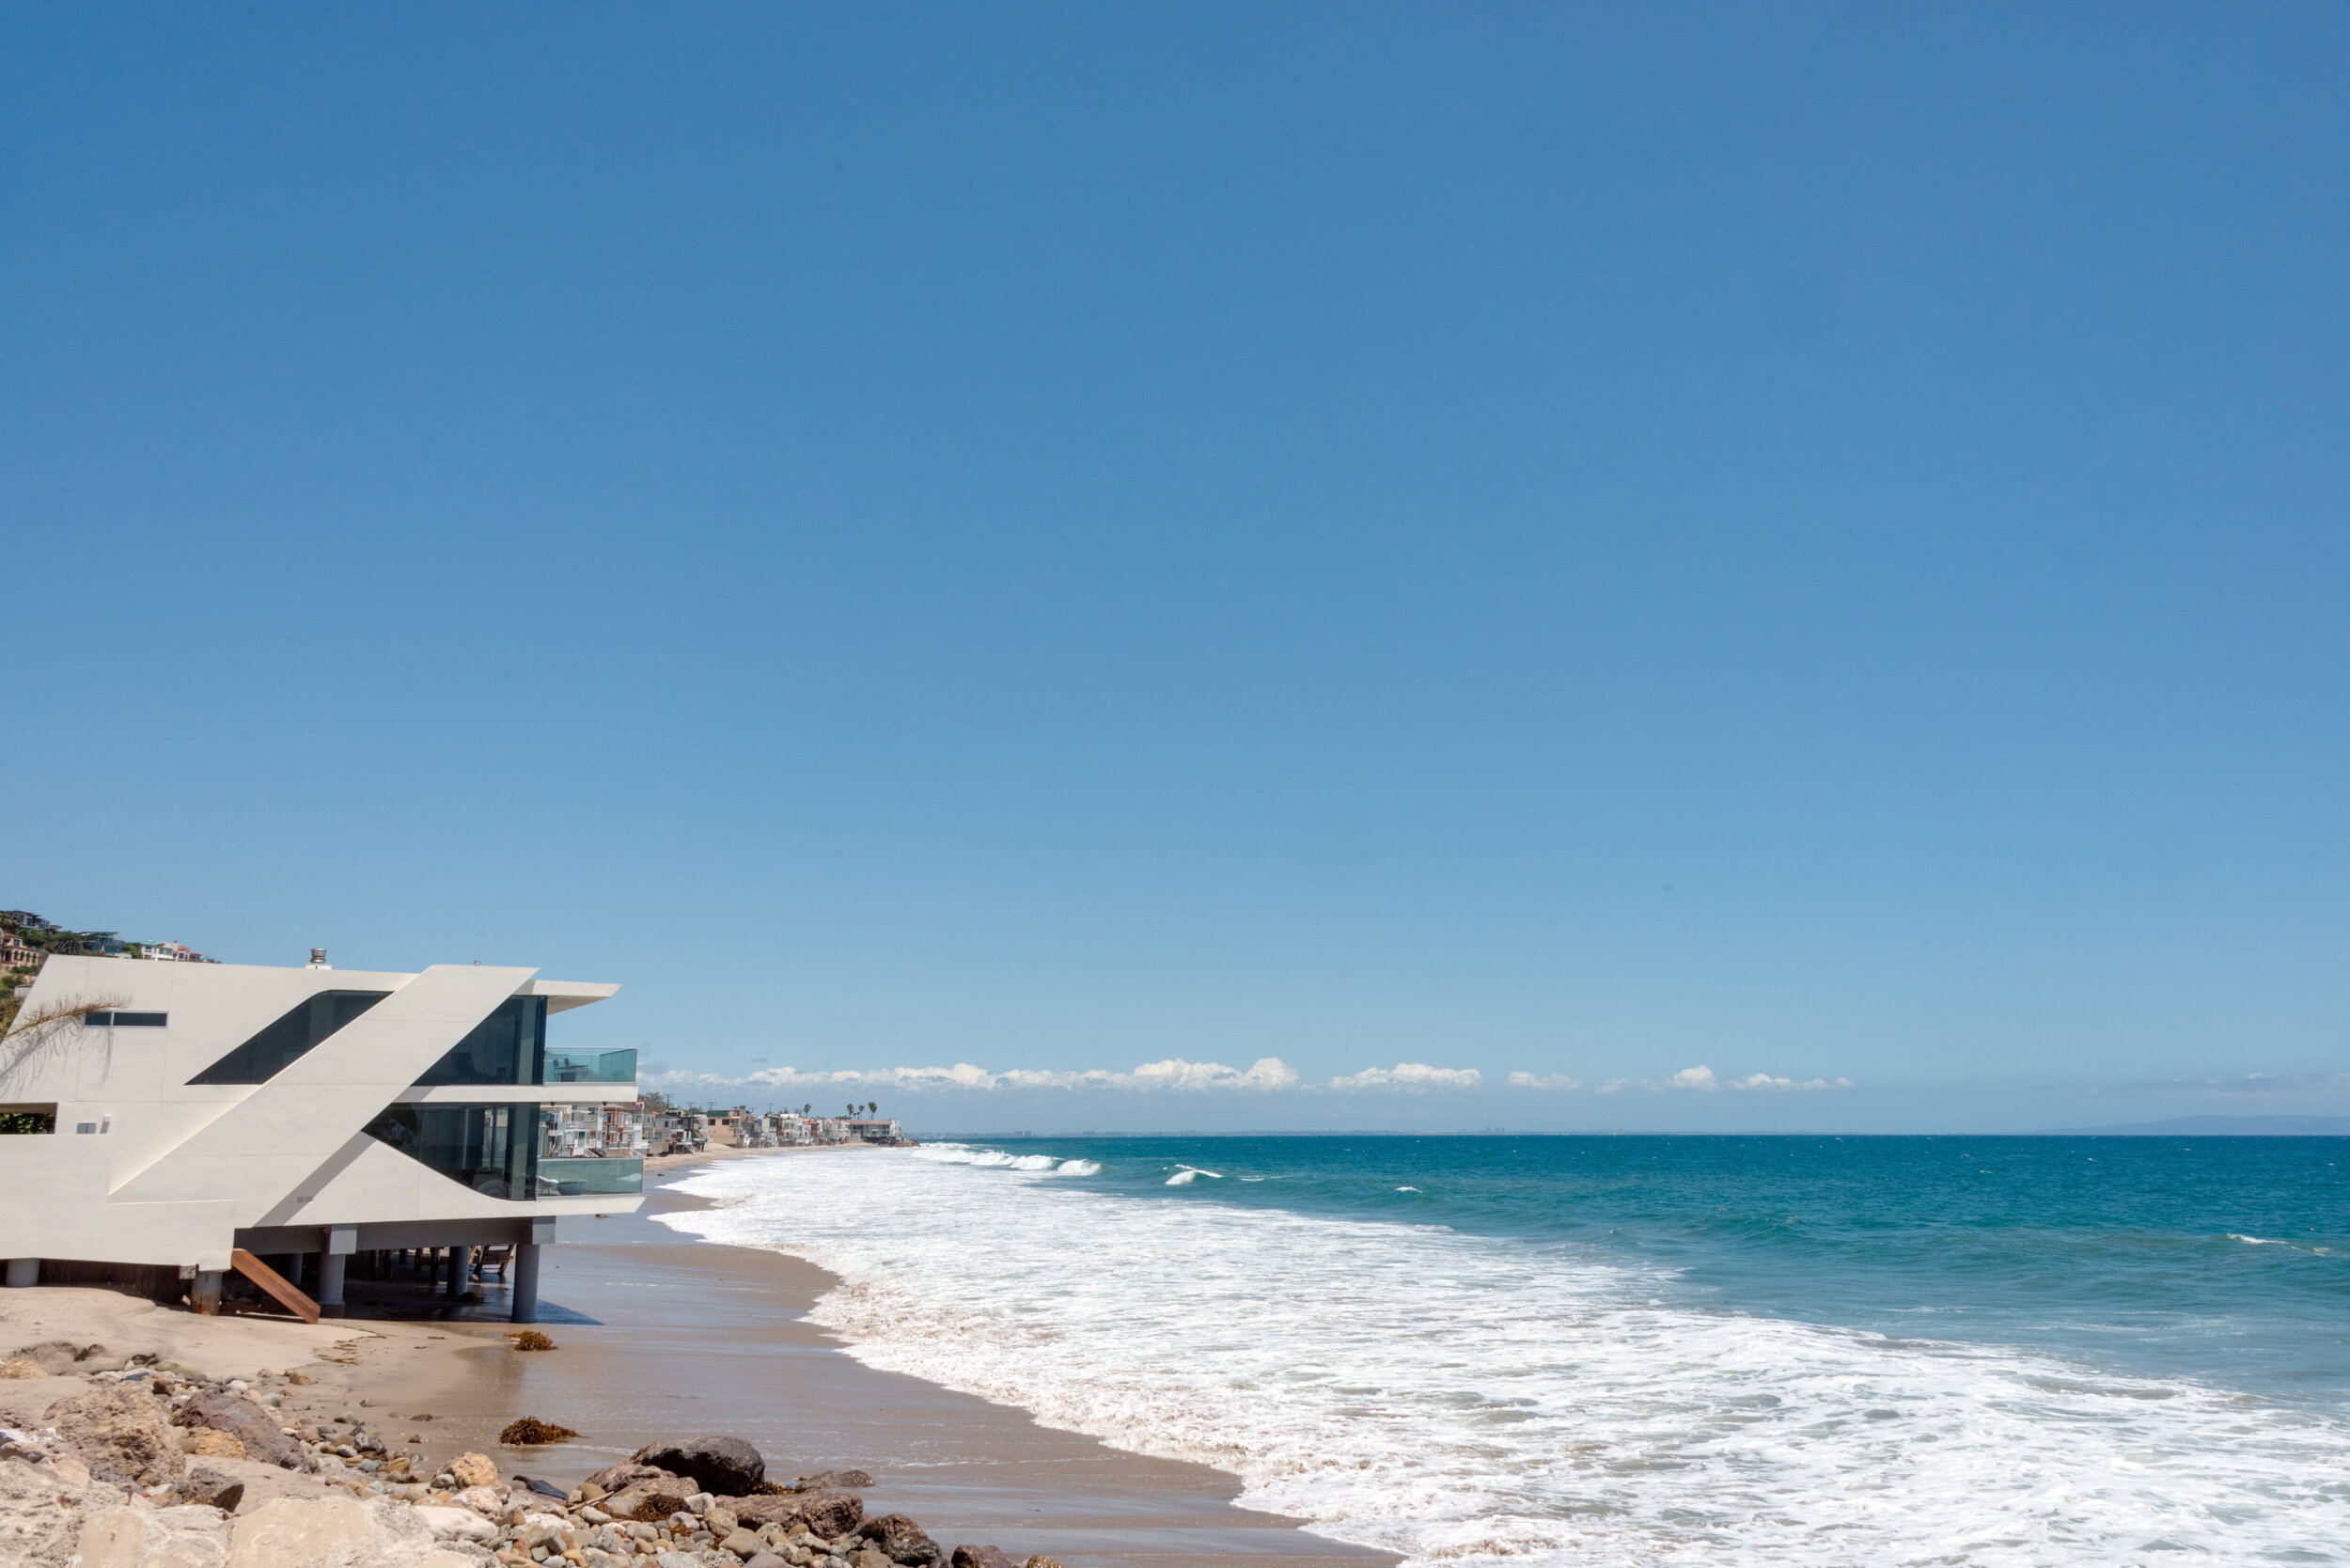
xmin=60 ymin=1147 xmax=1392 ymax=1568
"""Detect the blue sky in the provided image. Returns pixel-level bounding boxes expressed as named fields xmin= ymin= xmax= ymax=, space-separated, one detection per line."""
xmin=7 ymin=5 xmax=2348 ymax=1133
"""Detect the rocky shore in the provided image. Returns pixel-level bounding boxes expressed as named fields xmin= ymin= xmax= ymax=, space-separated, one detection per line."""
xmin=1 ymin=1348 xmax=1054 ymax=1568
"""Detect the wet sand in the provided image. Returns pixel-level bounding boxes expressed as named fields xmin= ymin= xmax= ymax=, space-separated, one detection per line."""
xmin=342 ymin=1162 xmax=1396 ymax=1568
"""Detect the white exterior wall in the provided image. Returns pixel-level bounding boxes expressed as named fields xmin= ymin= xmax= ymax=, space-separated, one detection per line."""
xmin=0 ymin=956 xmax=642 ymax=1272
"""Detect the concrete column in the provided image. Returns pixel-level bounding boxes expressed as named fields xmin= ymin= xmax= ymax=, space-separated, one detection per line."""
xmin=319 ymin=1225 xmax=354 ymax=1317
xmin=3 ymin=1259 xmax=38 ymax=1289
xmin=445 ymin=1247 xmax=472 ymax=1295
xmin=191 ymin=1271 xmax=223 ymax=1314
xmin=509 ymin=1243 xmax=541 ymax=1324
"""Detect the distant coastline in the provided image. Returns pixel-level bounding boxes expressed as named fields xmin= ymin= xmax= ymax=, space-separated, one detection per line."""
xmin=2030 ymin=1114 xmax=2350 ymax=1137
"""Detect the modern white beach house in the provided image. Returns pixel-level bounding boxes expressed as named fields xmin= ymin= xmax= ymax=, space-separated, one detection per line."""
xmin=0 ymin=953 xmax=642 ymax=1322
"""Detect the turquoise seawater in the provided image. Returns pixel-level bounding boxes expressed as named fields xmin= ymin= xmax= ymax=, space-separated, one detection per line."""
xmin=993 ymin=1133 xmax=2350 ymax=1403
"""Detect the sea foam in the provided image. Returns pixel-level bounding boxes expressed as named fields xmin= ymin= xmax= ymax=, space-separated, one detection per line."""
xmin=665 ymin=1147 xmax=2350 ymax=1566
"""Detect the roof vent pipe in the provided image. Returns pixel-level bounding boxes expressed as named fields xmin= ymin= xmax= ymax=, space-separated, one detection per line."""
xmin=306 ymin=948 xmax=331 ymax=970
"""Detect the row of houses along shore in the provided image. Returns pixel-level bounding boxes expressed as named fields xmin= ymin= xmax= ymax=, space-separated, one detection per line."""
xmin=0 ymin=933 xmax=908 ymax=1325
xmin=557 ymin=1100 xmax=912 ymax=1158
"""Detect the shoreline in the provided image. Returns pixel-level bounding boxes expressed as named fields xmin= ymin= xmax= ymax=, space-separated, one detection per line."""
xmin=334 ymin=1149 xmax=1393 ymax=1568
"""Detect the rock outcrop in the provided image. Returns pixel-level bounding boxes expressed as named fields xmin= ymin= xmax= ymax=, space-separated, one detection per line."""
xmin=633 ymin=1434 xmax=765 ymax=1496
xmin=44 ymin=1384 xmax=186 ymax=1487
xmin=794 ymin=1469 xmax=876 ymax=1493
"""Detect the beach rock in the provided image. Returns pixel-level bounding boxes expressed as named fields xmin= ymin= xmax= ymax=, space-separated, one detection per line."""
xmin=742 ymin=1555 xmax=791 ymax=1568
xmin=1023 ymin=1558 xmax=1066 ymax=1568
xmin=15 ymin=1341 xmax=116 ymax=1375
xmin=180 ymin=1467 xmax=247 ymax=1513
xmin=453 ymin=1485 xmax=505 ymax=1514
xmin=584 ymin=1462 xmax=673 ymax=1493
xmin=447 ymin=1451 xmax=499 ymax=1488
xmin=0 ymin=1358 xmax=44 ymax=1379
xmin=0 ymin=1448 xmax=88 ymax=1567
xmin=76 ymin=1503 xmax=232 ymax=1568
xmin=44 ymin=1384 xmax=186 ymax=1486
xmin=632 ymin=1435 xmax=764 ymax=1496
xmin=181 ymin=1428 xmax=248 ymax=1461
xmin=728 ymin=1490 xmax=863 ymax=1537
xmin=793 ymin=1470 xmax=873 ymax=1493
xmin=176 ymin=1390 xmax=307 ymax=1471
xmin=654 ymin=1554 xmax=698 ymax=1568
xmin=606 ymin=1477 xmax=697 ymax=1523
xmin=949 ymin=1549 xmax=1018 ymax=1568
xmin=415 ymin=1506 xmax=498 ymax=1543
xmin=226 ymin=1493 xmax=494 ymax=1568
xmin=857 ymin=1513 xmax=941 ymax=1567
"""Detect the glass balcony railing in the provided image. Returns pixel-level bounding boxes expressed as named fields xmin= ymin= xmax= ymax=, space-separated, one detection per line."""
xmin=541 ymin=1047 xmax=637 ymax=1085
xmin=534 ymin=1156 xmax=644 ymax=1197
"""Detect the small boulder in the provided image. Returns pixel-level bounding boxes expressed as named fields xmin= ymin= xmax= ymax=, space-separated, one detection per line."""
xmin=743 ymin=1556 xmax=792 ymax=1568
xmin=951 ymin=1549 xmax=1020 ymax=1568
xmin=632 ymin=1435 xmax=764 ymax=1497
xmin=447 ymin=1451 xmax=499 ymax=1488
xmin=180 ymin=1430 xmax=246 ymax=1461
xmin=0 ymin=1359 xmax=44 ymax=1380
xmin=859 ymin=1513 xmax=943 ymax=1567
xmin=721 ymin=1528 xmax=765 ymax=1557
xmin=43 ymin=1384 xmax=185 ymax=1486
xmin=1025 ymin=1559 xmax=1067 ymax=1568
xmin=174 ymin=1391 xmax=305 ymax=1471
xmin=795 ymin=1469 xmax=874 ymax=1493
xmin=179 ymin=1468 xmax=246 ymax=1513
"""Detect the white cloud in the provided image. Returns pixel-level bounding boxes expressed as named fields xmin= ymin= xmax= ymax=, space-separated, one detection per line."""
xmin=1326 ymin=1062 xmax=1483 ymax=1090
xmin=1592 ymin=1064 xmax=1854 ymax=1094
xmin=1507 ymin=1071 xmax=1584 ymax=1090
xmin=646 ymin=1057 xmax=1305 ymax=1094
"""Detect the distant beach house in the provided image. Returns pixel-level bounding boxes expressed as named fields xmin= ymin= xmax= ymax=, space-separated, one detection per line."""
xmin=0 ymin=953 xmax=643 ymax=1323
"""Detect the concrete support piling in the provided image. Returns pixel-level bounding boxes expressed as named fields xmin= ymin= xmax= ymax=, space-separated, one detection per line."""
xmin=509 ymin=1242 xmax=541 ymax=1324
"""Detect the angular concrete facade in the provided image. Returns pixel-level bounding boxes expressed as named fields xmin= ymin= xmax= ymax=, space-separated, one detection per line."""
xmin=0 ymin=956 xmax=642 ymax=1304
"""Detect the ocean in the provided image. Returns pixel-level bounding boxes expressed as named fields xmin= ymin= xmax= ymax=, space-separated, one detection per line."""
xmin=661 ymin=1136 xmax=2349 ymax=1566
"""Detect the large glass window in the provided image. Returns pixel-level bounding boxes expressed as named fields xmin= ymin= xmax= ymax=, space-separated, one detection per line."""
xmin=414 ymin=996 xmax=546 ymax=1086
xmin=188 ymin=991 xmax=389 ymax=1085
xmin=364 ymin=1103 xmax=540 ymax=1199
xmin=542 ymin=1046 xmax=636 ymax=1084
xmin=537 ymin=1156 xmax=645 ymax=1196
